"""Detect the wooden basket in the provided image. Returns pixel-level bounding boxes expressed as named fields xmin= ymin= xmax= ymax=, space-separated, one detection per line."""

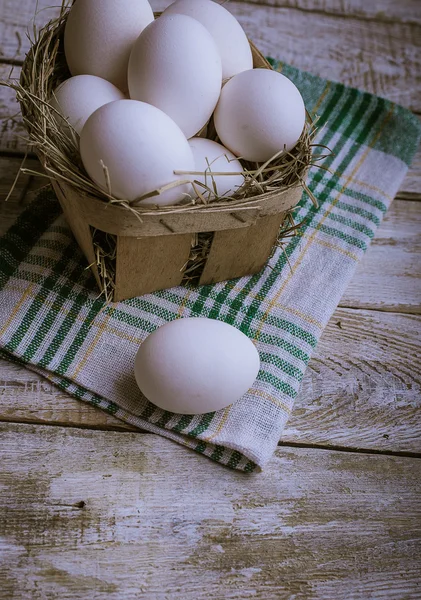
xmin=22 ymin=20 xmax=305 ymax=302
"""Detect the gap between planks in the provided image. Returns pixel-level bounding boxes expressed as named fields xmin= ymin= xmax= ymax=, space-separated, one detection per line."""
xmin=278 ymin=441 xmax=421 ymax=459
xmin=0 ymin=414 xmax=420 ymax=459
xmin=338 ymin=304 xmax=421 ymax=314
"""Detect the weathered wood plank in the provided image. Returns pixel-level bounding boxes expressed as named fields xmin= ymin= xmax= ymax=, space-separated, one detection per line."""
xmin=0 ymin=1 xmax=62 ymax=62
xmin=284 ymin=308 xmax=421 ymax=452
xmin=0 ymin=422 xmax=420 ymax=600
xmin=399 ymin=120 xmax=421 ymax=199
xmin=339 ymin=200 xmax=421 ymax=313
xmin=225 ymin=3 xmax=421 ymax=112
xmin=235 ymin=0 xmax=421 ymax=25
xmin=0 ymin=360 xmax=137 ymax=432
xmin=1 ymin=307 xmax=419 ymax=453
xmin=1 ymin=0 xmax=420 ymax=111
xmin=0 ymin=64 xmax=28 ymax=154
xmin=0 ymin=156 xmax=46 ymax=233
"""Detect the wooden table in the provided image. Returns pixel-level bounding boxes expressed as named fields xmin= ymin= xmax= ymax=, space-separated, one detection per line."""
xmin=1 ymin=1 xmax=420 ymax=598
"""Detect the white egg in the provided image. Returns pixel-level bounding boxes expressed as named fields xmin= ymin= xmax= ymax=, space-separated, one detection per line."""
xmin=214 ymin=69 xmax=306 ymax=163
xmin=50 ymin=75 xmax=125 ymax=135
xmin=188 ymin=138 xmax=244 ymax=200
xmin=134 ymin=318 xmax=260 ymax=415
xmin=64 ymin=0 xmax=154 ymax=91
xmin=128 ymin=14 xmax=222 ymax=139
xmin=163 ymin=0 xmax=253 ymax=80
xmin=80 ymin=100 xmax=194 ymax=205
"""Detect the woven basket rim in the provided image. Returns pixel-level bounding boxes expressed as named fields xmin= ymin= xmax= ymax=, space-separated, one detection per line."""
xmin=19 ymin=6 xmax=311 ymax=221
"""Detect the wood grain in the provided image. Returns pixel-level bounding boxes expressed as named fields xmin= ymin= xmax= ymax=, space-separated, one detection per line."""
xmin=0 ymin=0 xmax=420 ymax=111
xmin=400 ymin=126 xmax=421 ymax=199
xmin=1 ymin=307 xmax=419 ymax=453
xmin=0 ymin=360 xmax=136 ymax=432
xmin=0 ymin=156 xmax=45 ymax=232
xmin=0 ymin=2 xmax=419 ymax=595
xmin=1 ymin=422 xmax=420 ymax=600
xmin=0 ymin=1 xmax=62 ymax=62
xmin=0 ymin=64 xmax=28 ymax=155
xmin=225 ymin=2 xmax=421 ymax=112
xmin=339 ymin=200 xmax=421 ymax=313
xmin=234 ymin=0 xmax=421 ymax=25
xmin=284 ymin=308 xmax=421 ymax=452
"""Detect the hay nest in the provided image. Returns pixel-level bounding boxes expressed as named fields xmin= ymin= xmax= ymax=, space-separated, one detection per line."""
xmin=2 ymin=1 xmax=331 ymax=300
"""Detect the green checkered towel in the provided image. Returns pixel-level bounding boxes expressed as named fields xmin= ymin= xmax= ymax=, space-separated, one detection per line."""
xmin=1 ymin=60 xmax=420 ymax=471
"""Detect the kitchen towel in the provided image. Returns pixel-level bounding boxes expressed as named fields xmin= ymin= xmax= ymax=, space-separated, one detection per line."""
xmin=1 ymin=59 xmax=420 ymax=471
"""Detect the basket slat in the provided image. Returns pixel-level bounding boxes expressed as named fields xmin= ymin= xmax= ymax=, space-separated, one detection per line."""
xmin=51 ymin=180 xmax=102 ymax=290
xmin=114 ymin=233 xmax=193 ymax=301
xmin=199 ymin=213 xmax=285 ymax=286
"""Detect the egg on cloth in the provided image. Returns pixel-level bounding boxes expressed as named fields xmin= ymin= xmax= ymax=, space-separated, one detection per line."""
xmin=188 ymin=138 xmax=245 ymax=200
xmin=214 ymin=68 xmax=306 ymax=163
xmin=134 ymin=318 xmax=261 ymax=415
xmin=163 ymin=0 xmax=253 ymax=80
xmin=80 ymin=100 xmax=195 ymax=205
xmin=50 ymin=75 xmax=125 ymax=135
xmin=128 ymin=14 xmax=222 ymax=139
xmin=64 ymin=0 xmax=154 ymax=91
